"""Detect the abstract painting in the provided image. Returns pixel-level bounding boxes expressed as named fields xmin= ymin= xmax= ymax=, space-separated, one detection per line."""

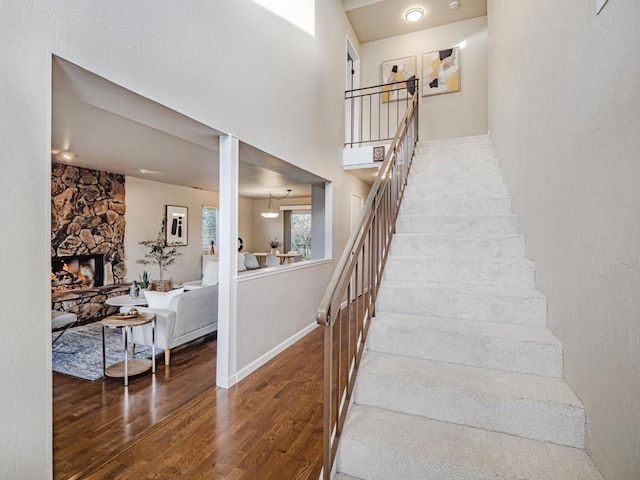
xmin=166 ymin=205 xmax=188 ymax=246
xmin=381 ymin=56 xmax=417 ymax=103
xmin=422 ymin=47 xmax=460 ymax=96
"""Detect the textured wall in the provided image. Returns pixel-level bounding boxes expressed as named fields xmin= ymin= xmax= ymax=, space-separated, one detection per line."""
xmin=487 ymin=1 xmax=640 ymax=479
xmin=51 ymin=163 xmax=126 ymax=284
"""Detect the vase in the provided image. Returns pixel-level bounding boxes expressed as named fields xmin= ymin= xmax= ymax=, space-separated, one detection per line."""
xmin=270 ymin=248 xmax=277 ymax=254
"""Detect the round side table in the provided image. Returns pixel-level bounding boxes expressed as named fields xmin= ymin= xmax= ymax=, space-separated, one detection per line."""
xmin=101 ymin=312 xmax=156 ymax=387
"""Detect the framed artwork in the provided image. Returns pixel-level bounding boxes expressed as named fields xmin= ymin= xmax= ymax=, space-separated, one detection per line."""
xmin=166 ymin=205 xmax=188 ymax=246
xmin=381 ymin=56 xmax=417 ymax=103
xmin=373 ymin=146 xmax=385 ymax=162
xmin=422 ymin=47 xmax=461 ymax=96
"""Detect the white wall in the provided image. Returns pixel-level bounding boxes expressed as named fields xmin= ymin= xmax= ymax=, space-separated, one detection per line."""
xmin=487 ymin=1 xmax=640 ymax=479
xmin=124 ymin=176 xmax=218 ymax=284
xmin=236 ymin=260 xmax=333 ymax=379
xmin=0 ymin=1 xmax=366 ymax=476
xmin=359 ymin=16 xmax=487 ymax=141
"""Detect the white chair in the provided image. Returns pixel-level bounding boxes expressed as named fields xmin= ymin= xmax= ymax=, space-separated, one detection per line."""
xmin=265 ymin=253 xmax=279 ymax=267
xmin=244 ymin=252 xmax=261 ymax=270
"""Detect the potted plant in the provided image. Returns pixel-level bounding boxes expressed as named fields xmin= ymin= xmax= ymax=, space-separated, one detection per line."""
xmin=138 ymin=270 xmax=150 ymax=290
xmin=137 ymin=219 xmax=181 ymax=291
xmin=268 ymin=238 xmax=282 ymax=254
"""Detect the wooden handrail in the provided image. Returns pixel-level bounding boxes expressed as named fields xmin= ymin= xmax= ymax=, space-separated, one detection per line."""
xmin=317 ymin=87 xmax=419 ymax=479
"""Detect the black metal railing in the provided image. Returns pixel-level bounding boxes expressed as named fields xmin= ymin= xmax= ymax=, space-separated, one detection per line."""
xmin=317 ymin=90 xmax=419 ymax=479
xmin=345 ymin=79 xmax=418 ymax=147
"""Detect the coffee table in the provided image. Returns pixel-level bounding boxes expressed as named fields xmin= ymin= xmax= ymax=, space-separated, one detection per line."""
xmin=105 ymin=294 xmax=148 ymax=307
xmin=101 ymin=312 xmax=155 ymax=387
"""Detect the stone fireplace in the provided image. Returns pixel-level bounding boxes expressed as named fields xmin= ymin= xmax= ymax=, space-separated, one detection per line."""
xmin=51 ymin=164 xmax=129 ymax=321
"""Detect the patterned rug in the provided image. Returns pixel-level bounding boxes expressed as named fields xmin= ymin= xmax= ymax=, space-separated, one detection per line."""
xmin=52 ymin=322 xmax=153 ymax=381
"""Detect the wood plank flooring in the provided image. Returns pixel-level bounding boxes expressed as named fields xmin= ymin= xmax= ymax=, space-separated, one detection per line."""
xmin=53 ymin=327 xmax=325 ymax=479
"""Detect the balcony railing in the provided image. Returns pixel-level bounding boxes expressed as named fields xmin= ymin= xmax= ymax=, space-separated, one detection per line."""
xmin=345 ymin=79 xmax=418 ymax=147
xmin=318 ymin=89 xmax=419 ymax=478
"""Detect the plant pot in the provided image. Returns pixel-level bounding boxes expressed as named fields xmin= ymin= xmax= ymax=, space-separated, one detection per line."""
xmin=270 ymin=248 xmax=277 ymax=254
xmin=150 ymin=279 xmax=172 ymax=292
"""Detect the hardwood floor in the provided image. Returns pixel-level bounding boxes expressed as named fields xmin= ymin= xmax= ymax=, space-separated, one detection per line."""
xmin=53 ymin=327 xmax=325 ymax=479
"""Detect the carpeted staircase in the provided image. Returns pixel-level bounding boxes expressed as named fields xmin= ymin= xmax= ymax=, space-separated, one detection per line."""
xmin=333 ymin=135 xmax=603 ymax=479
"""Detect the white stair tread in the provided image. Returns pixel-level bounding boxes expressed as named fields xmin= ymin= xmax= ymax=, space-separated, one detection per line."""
xmin=396 ymin=214 xmax=518 ymax=234
xmin=372 ymin=311 xmax=560 ymax=345
xmin=367 ymin=313 xmax=563 ymax=377
xmin=356 ymin=352 xmax=585 ymax=447
xmin=379 ymin=280 xmax=545 ymax=300
xmin=376 ymin=281 xmax=547 ymax=326
xmin=360 ymin=351 xmax=581 ymax=406
xmin=337 ymin=405 xmax=602 ymax=480
xmin=384 ymin=256 xmax=534 ymax=287
xmin=391 ymin=233 xmax=526 ymax=259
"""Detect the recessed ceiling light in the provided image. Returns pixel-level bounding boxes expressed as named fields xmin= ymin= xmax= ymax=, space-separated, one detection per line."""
xmin=138 ymin=168 xmax=158 ymax=174
xmin=405 ymin=7 xmax=424 ymax=22
xmin=56 ymin=151 xmax=75 ymax=162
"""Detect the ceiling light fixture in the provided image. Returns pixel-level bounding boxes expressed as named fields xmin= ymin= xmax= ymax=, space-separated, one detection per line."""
xmin=405 ymin=7 xmax=424 ymax=22
xmin=261 ymin=189 xmax=292 ymax=219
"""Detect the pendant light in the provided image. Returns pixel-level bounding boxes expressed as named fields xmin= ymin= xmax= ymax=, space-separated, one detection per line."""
xmin=261 ymin=189 xmax=292 ymax=219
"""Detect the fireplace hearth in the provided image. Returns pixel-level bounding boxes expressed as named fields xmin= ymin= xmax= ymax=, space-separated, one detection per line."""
xmin=51 ymin=254 xmax=105 ymax=292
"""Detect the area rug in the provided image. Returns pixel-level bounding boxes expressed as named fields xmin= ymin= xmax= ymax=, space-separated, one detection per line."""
xmin=52 ymin=322 xmax=153 ymax=381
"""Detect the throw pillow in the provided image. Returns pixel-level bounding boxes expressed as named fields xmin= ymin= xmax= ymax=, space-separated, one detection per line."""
xmin=202 ymin=259 xmax=219 ymax=285
xmin=144 ymin=287 xmax=184 ymax=311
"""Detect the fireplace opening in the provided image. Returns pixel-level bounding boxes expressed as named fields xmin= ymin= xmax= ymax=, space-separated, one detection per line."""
xmin=51 ymin=254 xmax=105 ymax=292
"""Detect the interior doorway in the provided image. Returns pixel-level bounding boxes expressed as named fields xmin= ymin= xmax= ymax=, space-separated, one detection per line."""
xmin=346 ymin=35 xmax=360 ymax=146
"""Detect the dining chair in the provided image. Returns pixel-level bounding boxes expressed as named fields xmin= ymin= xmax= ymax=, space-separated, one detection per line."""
xmin=265 ymin=253 xmax=279 ymax=267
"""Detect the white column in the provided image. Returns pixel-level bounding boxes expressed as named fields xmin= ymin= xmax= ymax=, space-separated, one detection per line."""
xmin=216 ymin=134 xmax=239 ymax=388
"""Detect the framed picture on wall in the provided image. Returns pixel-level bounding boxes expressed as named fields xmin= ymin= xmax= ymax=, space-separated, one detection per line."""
xmin=422 ymin=47 xmax=461 ymax=96
xmin=381 ymin=56 xmax=417 ymax=103
xmin=373 ymin=145 xmax=385 ymax=162
xmin=166 ymin=205 xmax=188 ymax=246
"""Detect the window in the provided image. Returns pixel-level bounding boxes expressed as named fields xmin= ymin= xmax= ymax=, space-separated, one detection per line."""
xmin=290 ymin=212 xmax=311 ymax=260
xmin=202 ymin=205 xmax=217 ymax=252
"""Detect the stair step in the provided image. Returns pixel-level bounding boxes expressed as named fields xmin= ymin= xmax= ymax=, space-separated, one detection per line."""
xmin=400 ymin=197 xmax=512 ymax=216
xmin=384 ymin=256 xmax=535 ymax=287
xmin=336 ymin=405 xmax=602 ymax=480
xmin=413 ymin=153 xmax=497 ymax=168
xmin=409 ymin=171 xmax=503 ymax=186
xmin=396 ymin=214 xmax=518 ymax=235
xmin=391 ymin=233 xmax=526 ymax=259
xmin=376 ymin=281 xmax=547 ymax=326
xmin=368 ymin=312 xmax=562 ymax=377
xmin=403 ymin=182 xmax=506 ymax=199
xmin=356 ymin=352 xmax=585 ymax=447
xmin=419 ymin=134 xmax=491 ymax=146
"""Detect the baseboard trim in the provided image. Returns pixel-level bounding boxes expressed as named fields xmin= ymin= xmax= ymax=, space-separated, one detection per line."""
xmin=233 ymin=322 xmax=319 ymax=385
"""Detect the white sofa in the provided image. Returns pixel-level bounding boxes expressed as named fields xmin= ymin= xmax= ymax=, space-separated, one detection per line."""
xmin=127 ymin=284 xmax=218 ymax=365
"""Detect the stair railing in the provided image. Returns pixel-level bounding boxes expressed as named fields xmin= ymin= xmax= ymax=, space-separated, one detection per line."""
xmin=317 ymin=87 xmax=419 ymax=479
xmin=345 ymin=80 xmax=418 ymax=147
